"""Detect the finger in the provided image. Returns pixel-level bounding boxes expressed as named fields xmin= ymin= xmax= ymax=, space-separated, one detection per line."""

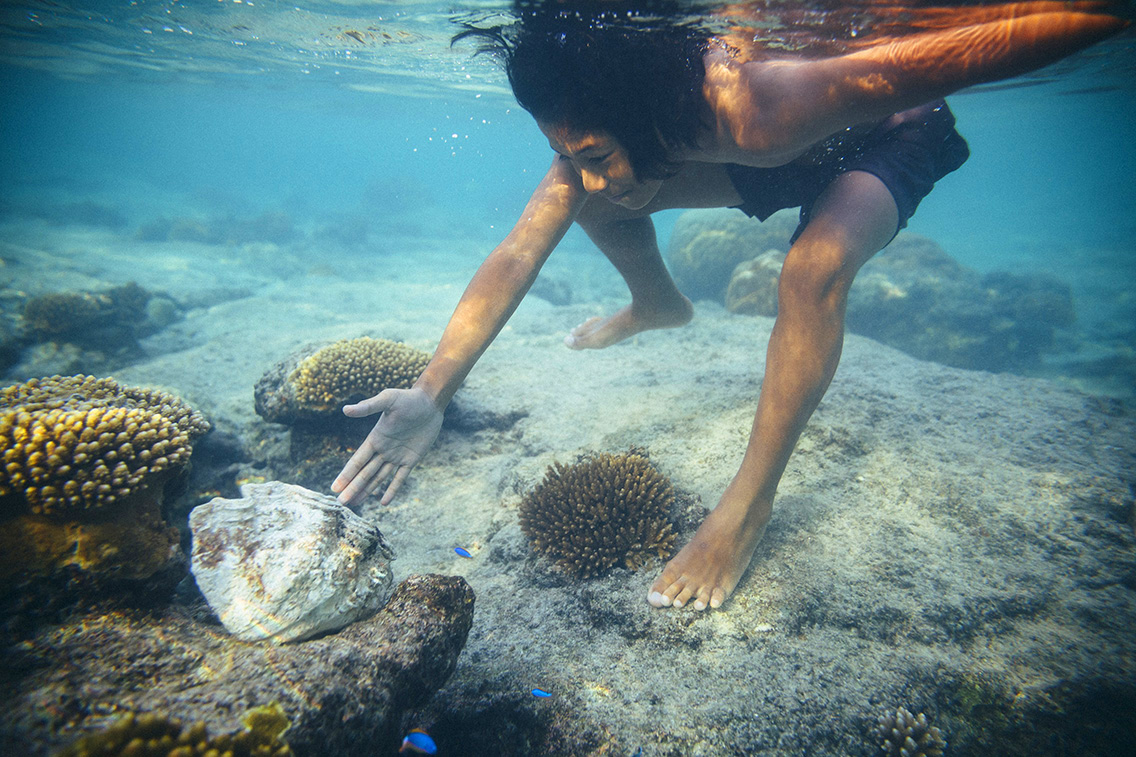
xmin=379 ymin=466 xmax=412 ymax=506
xmin=342 ymin=388 xmax=398 ymax=418
xmin=363 ymin=462 xmax=396 ymax=497
xmin=336 ymin=455 xmax=388 ymax=506
xmin=332 ymin=439 xmax=376 ymax=493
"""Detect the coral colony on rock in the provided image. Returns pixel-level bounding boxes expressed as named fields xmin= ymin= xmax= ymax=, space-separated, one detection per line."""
xmin=519 ymin=450 xmax=678 ymax=578
xmin=874 ymin=707 xmax=948 ymax=757
xmin=0 ymin=374 xmax=209 ymax=602
xmin=284 ymin=336 xmax=431 ymax=417
xmin=253 ymin=336 xmax=433 ymax=491
xmin=55 ymin=704 xmax=293 ymax=757
xmin=4 ymin=283 xmax=183 ymax=379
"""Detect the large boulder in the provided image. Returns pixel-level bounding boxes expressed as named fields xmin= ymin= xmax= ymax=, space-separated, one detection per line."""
xmin=0 ymin=573 xmax=475 ymax=756
xmin=723 ymin=231 xmax=1076 ymax=372
xmin=667 ymin=208 xmax=797 ymax=303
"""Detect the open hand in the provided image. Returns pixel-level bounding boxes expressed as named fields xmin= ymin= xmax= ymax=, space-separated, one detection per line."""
xmin=331 ymin=386 xmax=443 ymax=507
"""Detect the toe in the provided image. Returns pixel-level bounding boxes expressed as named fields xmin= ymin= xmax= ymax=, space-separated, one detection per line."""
xmin=648 ymin=571 xmax=680 ymax=607
xmin=709 ymin=587 xmax=727 ymax=609
xmin=662 ymin=577 xmax=687 ymax=603
xmin=672 ymin=584 xmax=695 ymax=609
xmin=692 ymin=587 xmax=713 ymax=611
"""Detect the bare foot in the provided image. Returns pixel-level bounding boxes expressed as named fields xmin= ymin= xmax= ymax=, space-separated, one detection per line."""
xmin=564 ymin=296 xmax=693 ymax=350
xmin=647 ymin=501 xmax=770 ymax=611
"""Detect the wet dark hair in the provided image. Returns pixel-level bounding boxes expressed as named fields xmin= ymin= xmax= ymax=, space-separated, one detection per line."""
xmin=453 ymin=2 xmax=713 ymax=180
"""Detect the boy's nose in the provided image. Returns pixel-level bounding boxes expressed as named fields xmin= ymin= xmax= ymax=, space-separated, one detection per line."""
xmin=581 ymin=170 xmax=607 ymax=194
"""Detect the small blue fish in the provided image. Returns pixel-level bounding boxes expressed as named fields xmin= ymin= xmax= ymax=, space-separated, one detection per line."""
xmin=531 ymin=688 xmax=552 ymax=698
xmin=454 ymin=546 xmax=473 ymax=558
xmin=399 ymin=728 xmax=437 ymax=754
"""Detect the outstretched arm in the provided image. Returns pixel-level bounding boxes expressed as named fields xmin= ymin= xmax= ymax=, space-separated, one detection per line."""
xmin=332 ymin=158 xmax=587 ymax=506
xmin=413 ymin=158 xmax=586 ymax=409
xmin=720 ymin=5 xmax=1127 ymax=154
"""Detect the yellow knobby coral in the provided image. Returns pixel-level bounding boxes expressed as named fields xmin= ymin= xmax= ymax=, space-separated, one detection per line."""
xmin=288 ymin=337 xmax=430 ymax=412
xmin=0 ymin=375 xmax=210 ymax=517
xmin=56 ymin=706 xmax=292 ymax=757
xmin=519 ymin=451 xmax=677 ymax=579
xmin=873 ymin=707 xmax=947 ymax=757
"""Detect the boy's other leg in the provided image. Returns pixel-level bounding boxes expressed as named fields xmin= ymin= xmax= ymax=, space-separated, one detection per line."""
xmin=566 ymin=213 xmax=693 ymax=349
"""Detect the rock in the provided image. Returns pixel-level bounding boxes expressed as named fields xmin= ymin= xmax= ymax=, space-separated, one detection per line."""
xmin=0 ymin=573 xmax=475 ymax=756
xmin=189 ymin=481 xmax=394 ymax=643
xmin=724 ymin=250 xmax=786 ymax=316
xmin=721 ymin=232 xmax=1078 ymax=372
xmin=136 ymin=210 xmax=298 ymax=246
xmin=846 ymin=238 xmax=1076 ymax=371
xmin=252 ymin=346 xmax=309 ymax=426
xmin=144 ymin=295 xmax=181 ymax=330
xmin=667 ymin=208 xmax=797 ymax=303
xmin=254 ymin=342 xmax=525 ymax=491
xmin=530 ymin=272 xmax=573 ymax=306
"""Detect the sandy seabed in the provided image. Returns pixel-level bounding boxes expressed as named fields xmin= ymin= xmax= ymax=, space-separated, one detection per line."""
xmin=3 ymin=221 xmax=1134 ymax=755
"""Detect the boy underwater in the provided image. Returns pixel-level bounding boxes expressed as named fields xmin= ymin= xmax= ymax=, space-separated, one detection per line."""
xmin=333 ymin=1 xmax=1127 ymax=612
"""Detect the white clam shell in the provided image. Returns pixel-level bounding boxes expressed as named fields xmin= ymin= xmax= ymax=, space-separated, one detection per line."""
xmin=189 ymin=481 xmax=394 ymax=643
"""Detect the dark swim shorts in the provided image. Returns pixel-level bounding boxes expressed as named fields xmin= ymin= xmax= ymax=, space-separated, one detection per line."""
xmin=725 ymin=99 xmax=969 ymax=242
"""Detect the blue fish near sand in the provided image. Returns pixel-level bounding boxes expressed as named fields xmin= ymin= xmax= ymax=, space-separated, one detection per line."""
xmin=531 ymin=688 xmax=552 ymax=697
xmin=454 ymin=546 xmax=473 ymax=558
xmin=399 ymin=729 xmax=437 ymax=754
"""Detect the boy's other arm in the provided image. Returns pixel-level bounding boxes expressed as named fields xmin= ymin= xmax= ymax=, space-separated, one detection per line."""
xmin=730 ymin=6 xmax=1127 ymax=154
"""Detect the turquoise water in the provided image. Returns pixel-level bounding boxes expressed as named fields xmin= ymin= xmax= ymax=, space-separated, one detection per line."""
xmin=2 ymin=3 xmax=1135 ymax=754
xmin=0 ymin=1 xmax=1134 ymax=375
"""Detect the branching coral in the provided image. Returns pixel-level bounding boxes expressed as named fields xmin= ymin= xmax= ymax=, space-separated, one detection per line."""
xmin=519 ymin=451 xmax=677 ymax=578
xmin=56 ymin=703 xmax=292 ymax=757
xmin=873 ymin=706 xmax=947 ymax=757
xmin=0 ymin=375 xmax=210 ymax=516
xmin=288 ymin=337 xmax=430 ymax=413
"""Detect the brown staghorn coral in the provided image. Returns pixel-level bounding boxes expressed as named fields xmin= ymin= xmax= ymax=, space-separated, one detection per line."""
xmin=873 ymin=706 xmax=947 ymax=757
xmin=56 ymin=704 xmax=292 ymax=757
xmin=519 ymin=451 xmax=677 ymax=579
xmin=288 ymin=337 xmax=431 ymax=413
xmin=0 ymin=375 xmax=210 ymax=516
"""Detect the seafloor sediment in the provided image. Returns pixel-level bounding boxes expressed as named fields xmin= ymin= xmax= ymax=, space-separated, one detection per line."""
xmin=1 ymin=222 xmax=1133 ymax=756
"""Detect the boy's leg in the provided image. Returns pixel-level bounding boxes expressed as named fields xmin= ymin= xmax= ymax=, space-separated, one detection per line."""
xmin=564 ymin=160 xmax=745 ymax=349
xmin=566 ymin=214 xmax=694 ymax=349
xmin=649 ymin=169 xmax=899 ymax=610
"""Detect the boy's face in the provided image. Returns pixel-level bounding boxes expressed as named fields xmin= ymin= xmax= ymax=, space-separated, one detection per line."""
xmin=538 ymin=120 xmax=663 ymax=210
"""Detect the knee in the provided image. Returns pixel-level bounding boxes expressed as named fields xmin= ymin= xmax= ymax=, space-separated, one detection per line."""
xmin=777 ymin=240 xmax=857 ymax=316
